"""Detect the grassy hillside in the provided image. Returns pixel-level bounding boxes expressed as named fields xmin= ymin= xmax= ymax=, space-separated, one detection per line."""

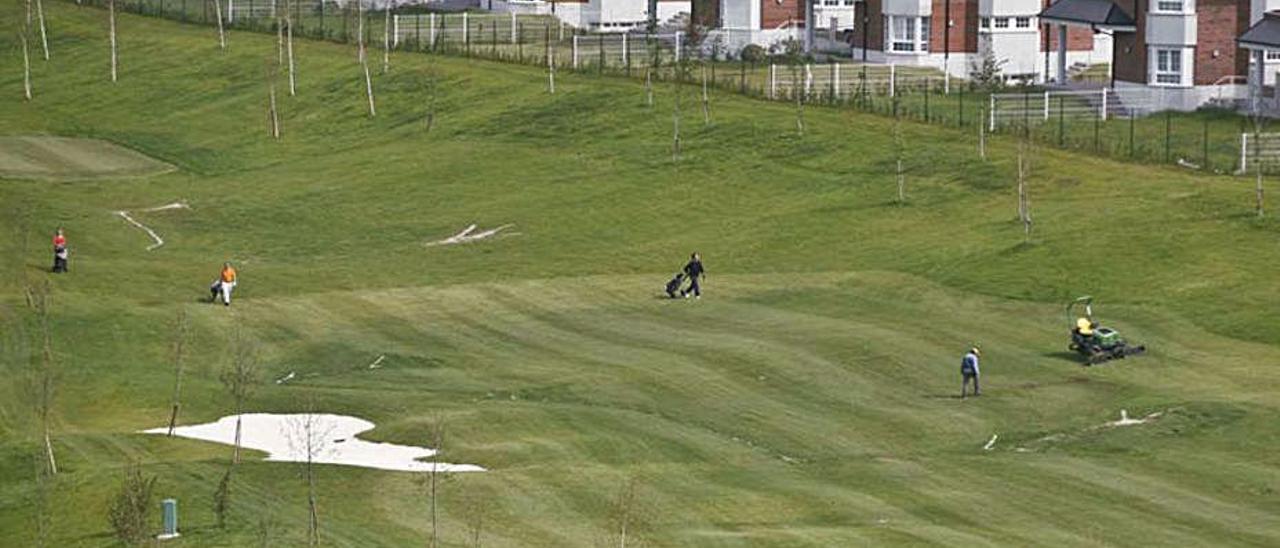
xmin=1 ymin=3 xmax=1279 ymax=546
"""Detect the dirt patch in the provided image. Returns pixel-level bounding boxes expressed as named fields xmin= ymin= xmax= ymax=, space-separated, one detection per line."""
xmin=0 ymin=136 xmax=174 ymax=181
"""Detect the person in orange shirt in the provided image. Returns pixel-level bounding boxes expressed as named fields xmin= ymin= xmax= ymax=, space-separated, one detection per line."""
xmin=210 ymin=262 xmax=238 ymax=306
xmin=51 ymin=228 xmax=68 ymax=273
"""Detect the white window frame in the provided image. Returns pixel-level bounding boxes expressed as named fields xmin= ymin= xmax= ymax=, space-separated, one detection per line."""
xmin=980 ymin=17 xmax=990 ymax=29
xmin=1015 ymin=16 xmax=1031 ymax=28
xmin=1267 ymin=50 xmax=1280 ymax=61
xmin=993 ymin=17 xmax=1009 ymax=29
xmin=885 ymin=16 xmax=930 ymax=54
xmin=1152 ymin=47 xmax=1185 ymax=86
xmin=1153 ymin=0 xmax=1185 ymax=13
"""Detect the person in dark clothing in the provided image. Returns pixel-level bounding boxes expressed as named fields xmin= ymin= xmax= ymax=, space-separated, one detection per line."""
xmin=960 ymin=347 xmax=981 ymax=399
xmin=680 ymin=252 xmax=705 ymax=299
xmin=51 ymin=228 xmax=68 ymax=273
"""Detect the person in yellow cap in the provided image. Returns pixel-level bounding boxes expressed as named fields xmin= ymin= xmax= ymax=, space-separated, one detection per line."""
xmin=961 ymin=347 xmax=981 ymax=399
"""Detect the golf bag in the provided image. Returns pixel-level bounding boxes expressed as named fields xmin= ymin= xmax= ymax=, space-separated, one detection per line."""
xmin=665 ymin=273 xmax=685 ymax=298
xmin=210 ymin=280 xmax=222 ymax=302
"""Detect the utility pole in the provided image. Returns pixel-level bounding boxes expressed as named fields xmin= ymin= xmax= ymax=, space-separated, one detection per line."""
xmin=647 ymin=0 xmax=657 ymax=32
xmin=803 ymin=0 xmax=814 ymax=54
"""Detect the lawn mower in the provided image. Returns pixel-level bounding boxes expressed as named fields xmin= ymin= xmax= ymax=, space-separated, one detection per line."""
xmin=1066 ymin=296 xmax=1146 ymax=365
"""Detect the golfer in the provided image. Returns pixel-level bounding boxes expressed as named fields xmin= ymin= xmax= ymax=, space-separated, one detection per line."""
xmin=213 ymin=262 xmax=237 ymax=306
xmin=51 ymin=228 xmax=68 ymax=273
xmin=961 ymin=347 xmax=981 ymax=398
xmin=680 ymin=252 xmax=705 ymax=299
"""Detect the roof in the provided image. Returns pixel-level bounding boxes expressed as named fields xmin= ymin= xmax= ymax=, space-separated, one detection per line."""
xmin=1239 ymin=12 xmax=1280 ymax=50
xmin=1038 ymin=0 xmax=1136 ymax=31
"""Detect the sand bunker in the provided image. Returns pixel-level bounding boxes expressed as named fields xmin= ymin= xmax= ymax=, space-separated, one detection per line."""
xmin=142 ymin=413 xmax=485 ymax=473
xmin=425 ymin=223 xmax=516 ymax=247
xmin=0 ymin=136 xmax=174 ymax=181
xmin=116 ymin=201 xmax=188 ymax=251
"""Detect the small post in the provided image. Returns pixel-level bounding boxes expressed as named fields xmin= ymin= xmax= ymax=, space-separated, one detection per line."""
xmin=1043 ymin=91 xmax=1050 ymax=121
xmin=988 ymin=94 xmax=996 ymax=132
xmin=769 ymin=63 xmax=777 ymax=99
xmin=1100 ymin=88 xmax=1108 ymax=120
xmin=889 ymin=63 xmax=896 ymax=97
xmin=158 ymin=499 xmax=180 ymax=540
xmin=1241 ymin=133 xmax=1249 ymax=174
xmin=392 ymin=14 xmax=399 ymax=47
xmin=675 ymin=31 xmax=682 ymax=63
xmin=833 ymin=63 xmax=841 ymax=100
xmin=510 ymin=11 xmax=516 ymax=43
xmin=804 ymin=63 xmax=812 ymax=99
xmin=572 ymin=34 xmax=578 ymax=69
xmin=429 ymin=13 xmax=436 ymax=50
xmin=622 ymin=33 xmax=628 ymax=67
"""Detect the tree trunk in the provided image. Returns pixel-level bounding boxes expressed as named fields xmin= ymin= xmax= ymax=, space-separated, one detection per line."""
xmin=21 ymin=31 xmax=32 ymax=101
xmin=232 ymin=413 xmax=243 ymax=464
xmin=286 ymin=11 xmax=296 ymax=96
xmin=978 ymin=108 xmax=987 ymax=160
xmin=307 ymin=456 xmax=319 ymax=547
xmin=644 ymin=70 xmax=653 ymax=107
xmin=108 ymin=0 xmax=118 ymax=83
xmin=268 ymin=79 xmax=280 ymax=139
xmin=362 ymin=44 xmax=376 ymax=117
xmin=214 ymin=0 xmax=227 ymax=50
xmin=700 ymin=63 xmax=709 ymax=126
xmin=356 ymin=0 xmax=365 ymax=63
xmin=429 ymin=465 xmax=439 ymax=548
xmin=382 ymin=6 xmax=390 ymax=74
xmin=34 ymin=0 xmax=49 ymax=60
xmin=43 ymin=429 xmax=57 ymax=475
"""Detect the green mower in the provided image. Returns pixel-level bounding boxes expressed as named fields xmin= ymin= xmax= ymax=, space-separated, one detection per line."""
xmin=1067 ymin=296 xmax=1146 ymax=365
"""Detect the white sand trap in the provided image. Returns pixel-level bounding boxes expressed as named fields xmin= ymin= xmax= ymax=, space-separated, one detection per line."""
xmin=1105 ymin=409 xmax=1162 ymax=428
xmin=425 ymin=223 xmax=516 ymax=247
xmin=142 ymin=413 xmax=485 ymax=473
xmin=116 ymin=201 xmax=189 ymax=251
xmin=983 ymin=434 xmax=999 ymax=450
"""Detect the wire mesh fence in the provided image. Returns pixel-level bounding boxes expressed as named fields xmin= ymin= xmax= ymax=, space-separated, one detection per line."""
xmin=73 ymin=0 xmax=1270 ymax=175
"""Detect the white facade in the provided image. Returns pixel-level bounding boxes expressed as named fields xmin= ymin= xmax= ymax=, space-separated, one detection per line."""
xmin=490 ymin=0 xmax=690 ymax=31
xmin=816 ymin=0 xmax=858 ymax=30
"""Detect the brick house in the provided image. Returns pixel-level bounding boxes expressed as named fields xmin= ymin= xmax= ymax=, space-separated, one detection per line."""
xmin=695 ymin=0 xmax=808 ymax=51
xmin=1041 ymin=0 xmax=1278 ymax=110
xmin=847 ymin=0 xmax=1111 ymax=80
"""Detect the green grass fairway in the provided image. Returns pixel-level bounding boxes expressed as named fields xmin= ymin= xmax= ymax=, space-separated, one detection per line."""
xmin=0 ymin=136 xmax=174 ymax=181
xmin=2 ymin=3 xmax=1279 ymax=547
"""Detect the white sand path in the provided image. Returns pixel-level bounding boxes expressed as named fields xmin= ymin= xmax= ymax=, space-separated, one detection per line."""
xmin=142 ymin=413 xmax=484 ymax=473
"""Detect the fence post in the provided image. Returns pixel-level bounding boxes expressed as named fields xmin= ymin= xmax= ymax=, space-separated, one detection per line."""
xmin=889 ymin=63 xmax=896 ymax=98
xmin=572 ymin=34 xmax=579 ymax=69
xmin=1100 ymin=88 xmax=1108 ymax=120
xmin=511 ymin=12 xmax=517 ymax=43
xmin=1241 ymin=133 xmax=1248 ymax=173
xmin=559 ymin=20 xmax=564 ymax=41
xmin=833 ymin=63 xmax=840 ymax=100
xmin=392 ymin=15 xmax=399 ymax=47
xmin=227 ymin=0 xmax=233 ymax=24
xmin=989 ymin=94 xmax=996 ymax=132
xmin=1043 ymin=91 xmax=1050 ymax=121
xmin=462 ymin=12 xmax=469 ymax=45
xmin=622 ymin=33 xmax=628 ymax=67
xmin=770 ymin=63 xmax=777 ymax=99
xmin=429 ymin=13 xmax=436 ymax=49
xmin=675 ymin=31 xmax=682 ymax=63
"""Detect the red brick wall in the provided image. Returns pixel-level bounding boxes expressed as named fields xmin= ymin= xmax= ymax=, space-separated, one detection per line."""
xmin=1113 ymin=0 xmax=1145 ymax=83
xmin=850 ymin=0 xmax=884 ymax=52
xmin=1041 ymin=0 xmax=1094 ymax=51
xmin=761 ymin=0 xmax=804 ymax=29
xmin=1193 ymin=0 xmax=1249 ymax=85
xmin=928 ymin=0 xmax=979 ymax=54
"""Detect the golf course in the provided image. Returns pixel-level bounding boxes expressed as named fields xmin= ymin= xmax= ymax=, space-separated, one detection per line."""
xmin=2 ymin=3 xmax=1279 ymax=546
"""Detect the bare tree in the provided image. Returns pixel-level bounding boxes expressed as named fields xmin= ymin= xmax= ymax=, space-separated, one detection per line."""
xmin=20 ymin=27 xmax=33 ymax=101
xmin=356 ymin=0 xmax=365 ymax=63
xmin=33 ymin=0 xmax=48 ymax=60
xmin=1253 ymin=116 xmax=1266 ymax=217
xmin=255 ymin=511 xmax=278 ymax=548
xmin=107 ymin=462 xmax=156 ymax=547
xmin=893 ymin=106 xmax=905 ymax=205
xmin=382 ymin=5 xmax=390 ymax=74
xmin=462 ymin=489 xmax=486 ymax=548
xmin=607 ymin=476 xmax=646 ymax=548
xmin=700 ymin=62 xmax=710 ymax=125
xmin=425 ymin=416 xmax=447 ymax=548
xmin=165 ymin=309 xmax=190 ymax=436
xmin=276 ymin=0 xmax=285 ymax=66
xmin=213 ymin=0 xmax=227 ymax=50
xmin=267 ymin=63 xmax=281 ymax=139
xmin=108 ymin=0 xmax=118 ymax=82
xmin=29 ymin=282 xmax=57 ymax=476
xmin=362 ymin=42 xmax=376 ymax=117
xmin=424 ymin=69 xmax=437 ymax=131
xmin=1017 ymin=136 xmax=1033 ymax=241
xmin=220 ymin=328 xmax=260 ymax=465
xmin=211 ymin=463 xmax=233 ymax=528
xmin=287 ymin=407 xmax=333 ymax=548
xmin=285 ymin=0 xmax=296 ymax=96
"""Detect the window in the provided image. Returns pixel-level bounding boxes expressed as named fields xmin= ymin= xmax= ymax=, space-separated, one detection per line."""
xmin=1268 ymin=50 xmax=1280 ymax=61
xmin=886 ymin=16 xmax=929 ymax=52
xmin=823 ymin=0 xmax=839 ymax=6
xmin=1015 ymin=17 xmax=1031 ymax=28
xmin=1155 ymin=0 xmax=1183 ymax=12
xmin=1155 ymin=48 xmax=1182 ymax=84
xmin=844 ymin=0 xmax=856 ymax=5
xmin=980 ymin=17 xmax=990 ymax=29
xmin=994 ymin=17 xmax=1009 ymax=28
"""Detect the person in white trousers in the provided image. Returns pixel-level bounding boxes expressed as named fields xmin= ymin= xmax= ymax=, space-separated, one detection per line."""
xmin=211 ymin=262 xmax=237 ymax=306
